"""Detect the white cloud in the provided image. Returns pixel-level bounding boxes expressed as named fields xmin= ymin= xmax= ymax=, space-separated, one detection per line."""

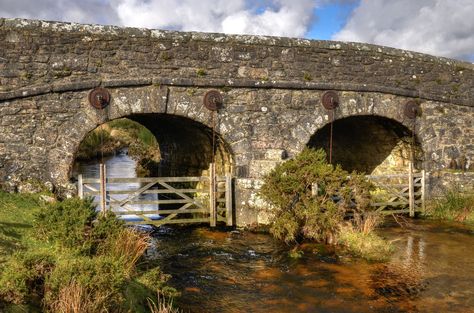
xmin=0 ymin=0 xmax=118 ymax=25
xmin=113 ymin=0 xmax=317 ymax=38
xmin=0 ymin=0 xmax=317 ymax=38
xmin=333 ymin=0 xmax=474 ymax=61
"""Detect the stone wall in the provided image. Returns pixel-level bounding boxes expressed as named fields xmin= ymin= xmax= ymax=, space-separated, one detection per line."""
xmin=0 ymin=18 xmax=473 ymax=226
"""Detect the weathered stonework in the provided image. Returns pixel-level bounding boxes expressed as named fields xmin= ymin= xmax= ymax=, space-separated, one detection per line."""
xmin=0 ymin=18 xmax=473 ymax=226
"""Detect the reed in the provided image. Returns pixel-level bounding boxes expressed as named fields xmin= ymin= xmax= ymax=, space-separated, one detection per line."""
xmin=104 ymin=228 xmax=151 ymax=276
xmin=147 ymin=292 xmax=182 ymax=313
xmin=49 ymin=281 xmax=110 ymax=313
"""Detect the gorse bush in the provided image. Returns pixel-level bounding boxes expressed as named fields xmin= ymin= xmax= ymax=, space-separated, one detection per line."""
xmin=259 ymin=148 xmax=374 ymax=244
xmin=35 ymin=197 xmax=97 ymax=252
xmin=0 ymin=197 xmax=177 ymax=312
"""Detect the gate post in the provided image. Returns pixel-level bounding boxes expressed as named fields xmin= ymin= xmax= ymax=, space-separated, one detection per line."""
xmin=209 ymin=163 xmax=217 ymax=227
xmin=78 ymin=174 xmax=84 ymax=199
xmin=408 ymin=162 xmax=415 ymax=217
xmin=225 ymin=173 xmax=233 ymax=226
xmin=421 ymin=169 xmax=426 ymax=212
xmin=99 ymin=163 xmax=107 ymax=216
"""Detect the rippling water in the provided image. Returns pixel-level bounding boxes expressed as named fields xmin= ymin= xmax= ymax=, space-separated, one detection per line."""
xmin=149 ymin=223 xmax=474 ymax=313
xmin=75 ymin=154 xmax=474 ymax=313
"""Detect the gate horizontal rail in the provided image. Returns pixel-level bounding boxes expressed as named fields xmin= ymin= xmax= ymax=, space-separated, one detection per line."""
xmin=78 ymin=164 xmax=233 ymax=227
xmin=368 ymin=166 xmax=426 ymax=216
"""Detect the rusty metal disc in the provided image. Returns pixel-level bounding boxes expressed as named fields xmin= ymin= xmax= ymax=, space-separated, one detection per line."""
xmin=203 ymin=90 xmax=223 ymax=111
xmin=404 ymin=100 xmax=421 ymax=119
xmin=88 ymin=87 xmax=110 ymax=110
xmin=321 ymin=91 xmax=339 ymax=110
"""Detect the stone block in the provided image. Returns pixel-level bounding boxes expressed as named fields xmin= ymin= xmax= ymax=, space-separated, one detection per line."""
xmin=264 ymin=149 xmax=287 ymax=160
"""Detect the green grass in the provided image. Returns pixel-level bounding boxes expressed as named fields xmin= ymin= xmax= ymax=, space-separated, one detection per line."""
xmin=0 ymin=192 xmax=45 ymax=263
xmin=424 ymin=188 xmax=474 ymax=224
xmin=338 ymin=226 xmax=394 ymax=262
xmin=0 ymin=192 xmax=178 ymax=312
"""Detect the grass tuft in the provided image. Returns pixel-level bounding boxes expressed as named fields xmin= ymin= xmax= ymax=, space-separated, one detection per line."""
xmin=338 ymin=225 xmax=393 ymax=262
xmin=425 ymin=188 xmax=474 ymax=223
xmin=147 ymin=292 xmax=182 ymax=313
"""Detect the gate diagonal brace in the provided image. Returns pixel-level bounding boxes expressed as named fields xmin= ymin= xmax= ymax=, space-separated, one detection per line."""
xmin=118 ymin=180 xmax=160 ymax=207
xmin=158 ymin=181 xmax=206 ymax=210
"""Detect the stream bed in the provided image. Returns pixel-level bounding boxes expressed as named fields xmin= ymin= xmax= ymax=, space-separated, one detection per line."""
xmin=148 ymin=222 xmax=474 ymax=313
xmin=75 ymin=153 xmax=474 ymax=313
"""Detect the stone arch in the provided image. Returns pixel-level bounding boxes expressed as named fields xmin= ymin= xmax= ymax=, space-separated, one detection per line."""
xmin=47 ymin=86 xmax=236 ymax=184
xmin=307 ymin=114 xmax=422 ymax=174
xmin=68 ymin=113 xmax=234 ymax=179
xmin=287 ymin=91 xmax=421 ymax=157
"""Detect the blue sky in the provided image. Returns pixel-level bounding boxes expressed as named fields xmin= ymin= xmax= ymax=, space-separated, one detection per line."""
xmin=307 ymin=1 xmax=359 ymax=40
xmin=0 ymin=0 xmax=473 ymax=61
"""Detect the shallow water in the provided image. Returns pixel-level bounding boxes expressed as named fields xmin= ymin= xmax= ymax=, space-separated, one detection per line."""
xmin=75 ymin=154 xmax=474 ymax=313
xmin=73 ymin=150 xmax=160 ymax=220
xmin=149 ymin=222 xmax=474 ymax=313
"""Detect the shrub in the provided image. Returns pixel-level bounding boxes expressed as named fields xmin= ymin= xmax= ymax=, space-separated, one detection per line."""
xmin=34 ymin=198 xmax=97 ymax=254
xmin=1 ymin=196 xmax=177 ymax=312
xmin=45 ymin=256 xmax=128 ymax=310
xmin=259 ymin=148 xmax=373 ymax=244
xmin=0 ymin=251 xmax=55 ymax=304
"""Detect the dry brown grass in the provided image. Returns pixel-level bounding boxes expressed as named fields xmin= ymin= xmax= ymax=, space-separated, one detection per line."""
xmin=49 ymin=281 xmax=110 ymax=313
xmin=147 ymin=293 xmax=181 ymax=313
xmin=353 ymin=212 xmax=382 ymax=235
xmin=106 ymin=228 xmax=150 ymax=275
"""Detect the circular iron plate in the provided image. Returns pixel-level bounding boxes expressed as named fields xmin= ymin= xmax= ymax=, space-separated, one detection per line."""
xmin=88 ymin=87 xmax=110 ymax=110
xmin=203 ymin=90 xmax=223 ymax=111
xmin=404 ymin=100 xmax=421 ymax=119
xmin=322 ymin=91 xmax=339 ymax=110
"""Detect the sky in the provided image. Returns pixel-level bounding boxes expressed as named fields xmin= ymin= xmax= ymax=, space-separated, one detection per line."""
xmin=0 ymin=0 xmax=473 ymax=62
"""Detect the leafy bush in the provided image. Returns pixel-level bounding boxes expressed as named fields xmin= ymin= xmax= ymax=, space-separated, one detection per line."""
xmin=0 ymin=251 xmax=55 ymax=304
xmin=0 ymin=196 xmax=178 ymax=312
xmin=34 ymin=197 xmax=97 ymax=254
xmin=259 ymin=148 xmax=374 ymax=244
xmin=45 ymin=255 xmax=128 ymax=310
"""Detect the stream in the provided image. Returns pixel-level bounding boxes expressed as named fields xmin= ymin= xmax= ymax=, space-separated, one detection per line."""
xmin=74 ymin=153 xmax=474 ymax=313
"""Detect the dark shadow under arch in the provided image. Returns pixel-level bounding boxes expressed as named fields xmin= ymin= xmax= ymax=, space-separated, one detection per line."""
xmin=129 ymin=114 xmax=233 ymax=177
xmin=307 ymin=115 xmax=422 ymax=174
xmin=71 ymin=113 xmax=233 ymax=179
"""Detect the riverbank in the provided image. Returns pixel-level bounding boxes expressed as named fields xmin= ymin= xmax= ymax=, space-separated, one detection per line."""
xmin=0 ymin=191 xmax=179 ymax=312
xmin=1 ymin=189 xmax=474 ymax=312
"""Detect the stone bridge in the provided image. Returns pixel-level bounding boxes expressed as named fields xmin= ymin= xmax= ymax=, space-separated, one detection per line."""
xmin=0 ymin=18 xmax=473 ymax=225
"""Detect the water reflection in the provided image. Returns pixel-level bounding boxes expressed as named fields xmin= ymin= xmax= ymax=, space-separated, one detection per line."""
xmin=74 ymin=154 xmax=474 ymax=313
xmin=150 ymin=222 xmax=474 ymax=313
xmin=73 ymin=150 xmax=161 ymax=221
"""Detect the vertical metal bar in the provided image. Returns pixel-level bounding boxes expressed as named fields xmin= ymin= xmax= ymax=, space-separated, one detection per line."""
xmin=329 ymin=110 xmax=334 ymax=164
xmin=408 ymin=162 xmax=415 ymax=217
xmin=421 ymin=169 xmax=426 ymax=213
xmin=78 ymin=174 xmax=84 ymax=199
xmin=100 ymin=163 xmax=107 ymax=216
xmin=225 ymin=173 xmax=233 ymax=226
xmin=209 ymin=163 xmax=216 ymax=227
